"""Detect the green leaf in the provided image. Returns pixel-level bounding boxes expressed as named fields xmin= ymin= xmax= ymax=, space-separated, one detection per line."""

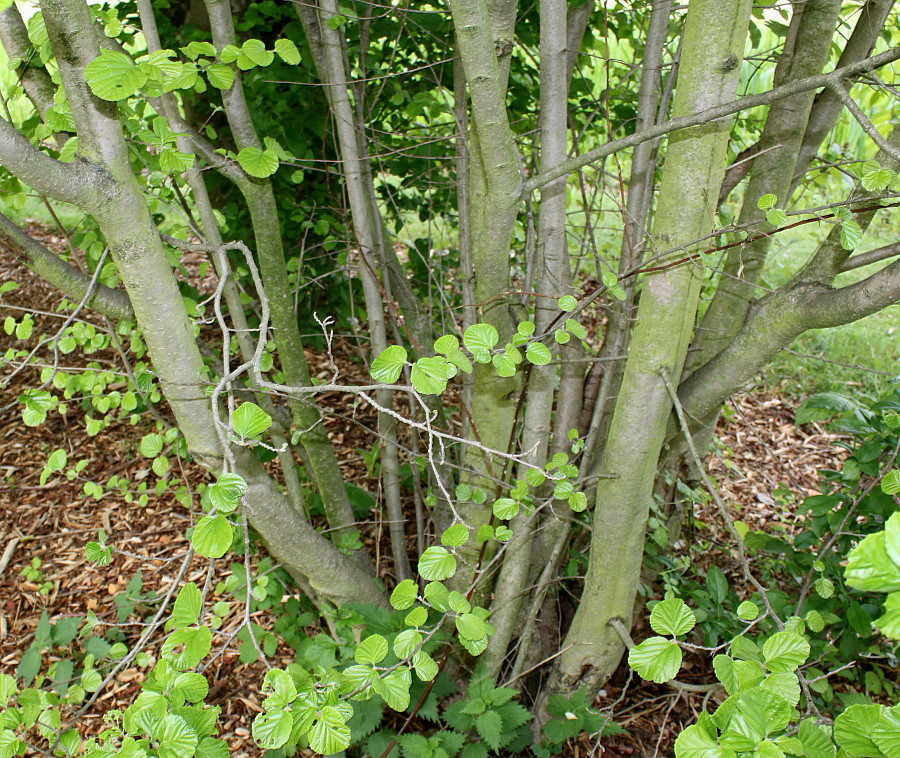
xmin=231 ymin=402 xmax=272 ymax=438
xmin=762 ymin=632 xmax=809 ymax=673
xmin=239 ymin=38 xmax=274 ymax=69
xmin=373 ymin=667 xmax=412 ymax=711
xmin=441 ymin=523 xmax=469 ymax=547
xmin=85 ymin=50 xmax=147 ymax=101
xmin=882 ymin=470 xmax=900 ymax=495
xmin=628 ymin=636 xmax=682 ymax=683
xmin=208 ymin=472 xmax=247 ymax=514
xmin=456 ymin=613 xmax=486 ymax=641
xmin=492 ymin=498 xmax=519 ymax=520
xmin=412 ymin=650 xmax=438 ymax=682
xmin=737 ymin=601 xmax=759 ymax=621
xmin=159 ymin=148 xmax=194 ymax=174
xmin=393 ymin=629 xmax=422 ymax=658
xmin=675 ymin=723 xmax=736 ymax=758
xmin=161 ymin=626 xmax=212 ymax=670
xmin=765 ymin=208 xmax=787 ymax=227
xmin=554 ymin=329 xmax=571 ymax=344
xmin=874 ymin=592 xmax=900 ymax=638
xmin=46 ymin=448 xmax=67 ymax=472
xmin=476 ymin=710 xmax=503 ymax=751
xmin=236 ymin=146 xmax=279 ymax=178
xmin=411 ymin=356 xmax=452 ymax=395
xmin=418 ymin=546 xmax=456 ymax=580
xmin=371 ymin=345 xmax=408 ymax=383
xmin=517 ymin=320 xmax=535 ymax=336
xmin=191 ymin=514 xmax=232 ymax=558
xmin=565 ymin=318 xmax=586 ymax=340
xmin=815 ymin=577 xmax=835 ymax=599
xmin=525 ymin=342 xmax=552 ymax=366
xmin=568 ymin=491 xmax=588 ymax=512
xmin=839 ymin=219 xmax=863 ymax=251
xmin=757 ymin=193 xmax=777 ymax=211
xmin=274 ymin=38 xmax=301 ymax=64
xmin=140 ymin=433 xmax=164 ymax=458
xmin=172 ymin=583 xmax=201 ymax=628
xmin=873 ymin=707 xmax=900 ymax=758
xmin=798 ymin=718 xmax=835 ymax=758
xmin=463 ymin=323 xmax=499 ymax=354
xmin=252 ymin=709 xmax=292 ymax=750
xmin=861 ymin=166 xmax=893 ymax=191
xmin=309 ymin=705 xmax=352 ymax=755
xmin=423 ymin=581 xmax=450 ymax=612
xmin=845 ymin=532 xmax=900 ymax=593
xmin=649 ymin=598 xmax=696 ymax=637
xmin=405 ymin=607 xmax=428 ymax=627
xmin=492 ymin=352 xmax=516 ymax=377
xmin=390 ymin=579 xmax=418 ymax=610
xmin=153 ymin=714 xmax=198 ymax=758
xmin=557 ymin=295 xmax=577 ymax=312
xmin=205 ymin=63 xmax=234 ymax=90
xmin=834 ymin=704 xmax=885 ymax=757
xmin=171 ymin=672 xmax=208 ymax=705
xmin=356 ymin=634 xmax=389 ymax=665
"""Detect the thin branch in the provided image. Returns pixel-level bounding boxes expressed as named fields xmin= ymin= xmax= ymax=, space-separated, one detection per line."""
xmin=524 ymin=47 xmax=900 ymax=194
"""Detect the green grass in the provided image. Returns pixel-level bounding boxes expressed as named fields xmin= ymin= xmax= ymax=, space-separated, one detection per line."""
xmin=760 ymin=217 xmax=899 ymax=401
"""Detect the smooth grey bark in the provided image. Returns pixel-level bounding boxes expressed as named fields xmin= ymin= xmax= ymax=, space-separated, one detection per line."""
xmin=581 ymin=0 xmax=672 ymax=473
xmin=0 ymin=6 xmax=55 ymax=121
xmin=202 ymin=0 xmax=359 ymax=537
xmin=135 ymin=0 xmax=307 ymax=518
xmin=0 ymin=212 xmax=133 ymax=320
xmin=690 ymin=0 xmax=844 ymax=374
xmin=314 ymin=0 xmax=411 ymax=581
xmin=447 ymin=0 xmax=523 ymax=586
xmin=554 ymin=0 xmax=751 ymax=691
xmin=484 ymin=0 xmax=570 ymax=675
xmin=17 ymin=0 xmax=384 ymax=609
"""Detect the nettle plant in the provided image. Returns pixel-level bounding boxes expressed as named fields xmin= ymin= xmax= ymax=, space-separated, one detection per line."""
xmin=626 ymin=454 xmax=900 ymax=758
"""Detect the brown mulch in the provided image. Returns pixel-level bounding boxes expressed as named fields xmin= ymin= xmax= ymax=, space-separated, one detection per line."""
xmin=0 ymin=235 xmax=848 ymax=757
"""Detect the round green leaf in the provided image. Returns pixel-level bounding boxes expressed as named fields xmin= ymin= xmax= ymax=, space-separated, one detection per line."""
xmin=309 ymin=706 xmax=351 ymax=755
xmin=568 ymin=492 xmax=587 ymax=512
xmin=411 ymin=356 xmax=452 ymax=395
xmin=628 ymin=636 xmax=682 ymax=683
xmin=355 ymin=634 xmax=388 ymax=666
xmin=371 ymin=345 xmax=408 ymax=383
xmin=737 ymin=601 xmax=760 ymax=621
xmin=649 ymin=598 xmax=696 ymax=637
xmin=237 ymin=146 xmax=279 ymax=178
xmin=373 ymin=668 xmax=412 ymax=711
xmin=46 ymin=449 xmax=67 ymax=472
xmin=873 ymin=707 xmax=900 ymax=757
xmin=208 ymin=472 xmax=247 ymax=514
xmin=834 ymin=704 xmax=886 ymax=757
xmin=393 ymin=629 xmax=422 ymax=658
xmin=423 ymin=581 xmax=450 ymax=612
xmin=418 ymin=546 xmax=457 ymax=581
xmin=412 ymin=651 xmax=438 ymax=682
xmin=252 ymin=709 xmax=292 ymax=751
xmin=205 ymin=63 xmax=234 ymax=90
xmin=85 ymin=50 xmax=147 ymax=101
xmin=557 ymin=295 xmax=577 ymax=312
xmin=153 ymin=714 xmax=198 ymax=758
xmin=882 ymin=470 xmax=900 ymax=496
xmin=441 ymin=523 xmax=469 ymax=547
xmin=405 ymin=607 xmax=428 ymax=627
xmin=463 ymin=323 xmax=499 ymax=353
xmin=492 ymin=498 xmax=519 ymax=520
xmin=525 ymin=342 xmax=552 ymax=366
xmin=140 ymin=433 xmax=164 ymax=458
xmin=231 ymin=402 xmax=272 ymax=438
xmin=191 ymin=514 xmax=232 ymax=558
xmin=455 ymin=613 xmax=485 ymax=641
xmin=762 ymin=631 xmax=809 ymax=673
xmin=390 ymin=579 xmax=418 ymax=610
xmin=274 ymin=38 xmax=301 ymax=65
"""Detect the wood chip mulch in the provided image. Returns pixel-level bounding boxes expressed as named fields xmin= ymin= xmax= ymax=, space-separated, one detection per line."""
xmin=0 ymin=234 xmax=850 ymax=757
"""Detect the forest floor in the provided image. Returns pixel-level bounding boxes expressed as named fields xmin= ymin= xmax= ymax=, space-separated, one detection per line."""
xmin=0 ymin=240 xmax=849 ymax=757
